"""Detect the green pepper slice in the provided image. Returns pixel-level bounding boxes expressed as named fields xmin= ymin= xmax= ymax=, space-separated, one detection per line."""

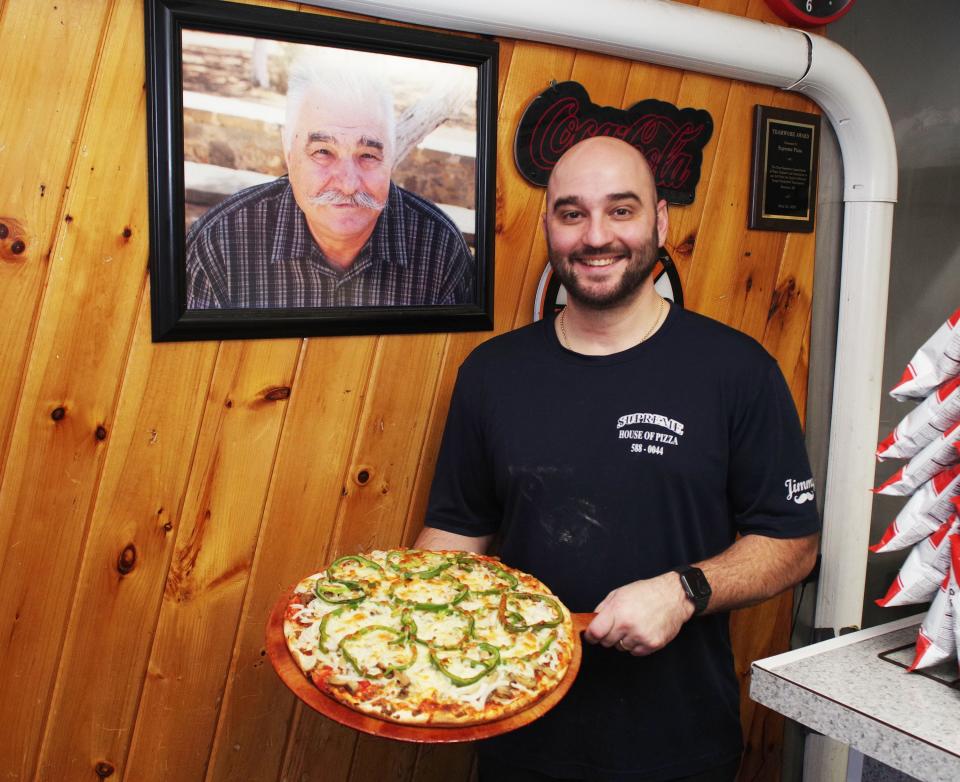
xmin=386 ymin=549 xmax=453 ymax=580
xmin=430 ymin=643 xmax=500 ymax=687
xmin=403 ymin=606 xmax=474 ymax=650
xmin=390 ymin=574 xmax=468 ymax=611
xmin=498 ymin=593 xmax=564 ymax=633
xmin=338 ymin=625 xmax=417 ymax=678
xmin=314 ymin=579 xmax=366 ymax=605
xmin=454 ymin=555 xmax=520 ymax=595
xmin=327 ymin=554 xmax=384 ymax=586
xmin=318 ymin=605 xmax=352 ymax=652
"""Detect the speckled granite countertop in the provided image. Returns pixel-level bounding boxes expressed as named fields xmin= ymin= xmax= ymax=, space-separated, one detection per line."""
xmin=750 ymin=615 xmax=960 ymax=782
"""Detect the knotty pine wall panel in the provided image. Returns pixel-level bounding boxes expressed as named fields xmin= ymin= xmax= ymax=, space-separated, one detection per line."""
xmin=0 ymin=0 xmax=116 ymax=483
xmin=0 ymin=0 xmax=821 ymax=780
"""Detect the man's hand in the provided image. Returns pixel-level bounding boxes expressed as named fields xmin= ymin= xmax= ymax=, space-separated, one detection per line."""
xmin=584 ymin=572 xmax=694 ymax=656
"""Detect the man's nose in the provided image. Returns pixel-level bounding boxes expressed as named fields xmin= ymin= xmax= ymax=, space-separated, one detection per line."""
xmin=583 ymin=217 xmax=613 ymax=248
xmin=329 ymin=158 xmax=361 ymax=194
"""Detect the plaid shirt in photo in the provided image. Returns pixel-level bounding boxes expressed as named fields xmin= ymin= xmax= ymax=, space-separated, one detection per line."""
xmin=185 ymin=178 xmax=474 ymax=309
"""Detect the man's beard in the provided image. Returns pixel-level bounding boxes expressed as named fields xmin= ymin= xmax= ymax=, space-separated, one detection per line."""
xmin=547 ymin=223 xmax=660 ymax=309
xmin=308 ymin=189 xmax=386 ymax=210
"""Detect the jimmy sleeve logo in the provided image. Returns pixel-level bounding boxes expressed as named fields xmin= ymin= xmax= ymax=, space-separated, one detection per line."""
xmin=785 ymin=478 xmax=815 ymax=505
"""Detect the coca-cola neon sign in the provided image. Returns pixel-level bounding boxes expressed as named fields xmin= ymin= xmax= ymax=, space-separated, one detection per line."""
xmin=514 ymin=81 xmax=714 ymax=205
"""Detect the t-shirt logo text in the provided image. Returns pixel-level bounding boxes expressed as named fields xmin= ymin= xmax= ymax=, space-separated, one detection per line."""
xmin=616 ymin=413 xmax=685 ymax=436
xmin=617 ymin=412 xmax=686 ymax=456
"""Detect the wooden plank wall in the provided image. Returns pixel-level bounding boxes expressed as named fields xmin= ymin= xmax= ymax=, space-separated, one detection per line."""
xmin=0 ymin=0 xmax=822 ymax=779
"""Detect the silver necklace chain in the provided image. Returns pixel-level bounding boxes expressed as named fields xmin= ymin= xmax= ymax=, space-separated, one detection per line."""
xmin=558 ymin=296 xmax=666 ymax=351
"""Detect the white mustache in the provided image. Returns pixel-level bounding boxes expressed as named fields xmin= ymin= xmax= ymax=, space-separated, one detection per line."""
xmin=308 ymin=190 xmax=386 ymax=210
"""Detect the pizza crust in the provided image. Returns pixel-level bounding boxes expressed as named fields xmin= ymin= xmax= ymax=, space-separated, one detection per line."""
xmin=283 ymin=550 xmax=574 ymax=726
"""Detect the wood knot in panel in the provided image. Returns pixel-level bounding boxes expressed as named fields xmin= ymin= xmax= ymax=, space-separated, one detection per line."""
xmin=95 ymin=424 xmax=108 ymax=441
xmin=94 ymin=761 xmax=115 ymax=778
xmin=165 ymin=508 xmax=211 ymax=602
xmin=354 ymin=466 xmax=373 ymax=486
xmin=157 ymin=508 xmax=174 ymax=533
xmin=674 ymin=233 xmax=696 ymax=256
xmin=51 ymin=406 xmax=67 ymax=422
xmin=263 ymin=386 xmax=291 ymax=402
xmin=117 ymin=544 xmax=137 ymax=575
xmin=0 ymin=217 xmax=29 ymax=263
xmin=767 ymin=277 xmax=798 ymax=321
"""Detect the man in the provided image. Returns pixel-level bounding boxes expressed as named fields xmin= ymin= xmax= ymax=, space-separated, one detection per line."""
xmin=186 ymin=54 xmax=473 ymax=309
xmin=416 ymin=136 xmax=819 ymax=781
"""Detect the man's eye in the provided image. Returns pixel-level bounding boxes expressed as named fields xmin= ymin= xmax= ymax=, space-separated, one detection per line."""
xmin=310 ymin=147 xmax=333 ymax=159
xmin=612 ymin=207 xmax=633 ymax=217
xmin=560 ymin=211 xmax=583 ymax=221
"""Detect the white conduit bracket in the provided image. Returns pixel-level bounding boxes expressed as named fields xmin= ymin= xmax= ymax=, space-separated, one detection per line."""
xmin=303 ymin=0 xmax=898 ymax=772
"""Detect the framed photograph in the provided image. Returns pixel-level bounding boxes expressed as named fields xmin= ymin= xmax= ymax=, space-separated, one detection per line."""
xmin=748 ymin=105 xmax=820 ymax=233
xmin=145 ymin=0 xmax=497 ymax=341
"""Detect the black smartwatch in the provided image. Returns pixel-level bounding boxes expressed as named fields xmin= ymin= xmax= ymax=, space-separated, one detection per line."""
xmin=674 ymin=566 xmax=711 ymax=616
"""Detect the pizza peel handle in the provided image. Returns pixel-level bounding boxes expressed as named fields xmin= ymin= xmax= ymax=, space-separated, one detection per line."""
xmin=266 ymin=587 xmax=594 ymax=744
xmin=572 ymin=612 xmax=596 ymax=635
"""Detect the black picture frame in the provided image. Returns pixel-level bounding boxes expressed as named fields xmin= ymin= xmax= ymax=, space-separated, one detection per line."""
xmin=748 ymin=105 xmax=820 ymax=233
xmin=145 ymin=0 xmax=497 ymax=341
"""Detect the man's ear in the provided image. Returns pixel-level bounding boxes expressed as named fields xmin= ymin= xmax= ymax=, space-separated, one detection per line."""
xmin=655 ymin=199 xmax=669 ymax=247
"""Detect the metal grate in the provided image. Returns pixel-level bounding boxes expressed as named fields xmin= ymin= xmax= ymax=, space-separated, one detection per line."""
xmin=878 ymin=643 xmax=960 ymax=688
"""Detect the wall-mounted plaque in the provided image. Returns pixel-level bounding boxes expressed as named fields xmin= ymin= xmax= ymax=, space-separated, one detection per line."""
xmin=749 ymin=105 xmax=820 ymax=233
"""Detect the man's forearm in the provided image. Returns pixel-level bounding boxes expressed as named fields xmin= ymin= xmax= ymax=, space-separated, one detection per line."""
xmin=586 ymin=532 xmax=818 ymax=654
xmin=413 ymin=526 xmax=493 ymax=554
xmin=696 ymin=532 xmax=819 ymax=614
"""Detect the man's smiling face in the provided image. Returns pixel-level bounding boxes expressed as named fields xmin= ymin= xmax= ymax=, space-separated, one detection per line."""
xmin=544 ymin=137 xmax=667 ymax=309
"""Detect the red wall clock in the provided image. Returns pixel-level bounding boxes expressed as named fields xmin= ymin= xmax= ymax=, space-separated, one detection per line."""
xmin=765 ymin=0 xmax=856 ymax=28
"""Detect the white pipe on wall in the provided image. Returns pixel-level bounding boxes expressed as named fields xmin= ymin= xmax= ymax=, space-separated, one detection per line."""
xmin=312 ymin=0 xmax=812 ymax=85
xmin=813 ymin=200 xmax=894 ymax=628
xmin=303 ymin=0 xmax=898 ymax=772
xmin=792 ymin=33 xmax=897 ymax=203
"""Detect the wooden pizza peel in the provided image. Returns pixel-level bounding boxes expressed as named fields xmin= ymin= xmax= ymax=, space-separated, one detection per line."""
xmin=266 ymin=586 xmax=595 ymax=743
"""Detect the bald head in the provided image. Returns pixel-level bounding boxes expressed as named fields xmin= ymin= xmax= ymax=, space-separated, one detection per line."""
xmin=547 ymin=137 xmax=659 ymax=212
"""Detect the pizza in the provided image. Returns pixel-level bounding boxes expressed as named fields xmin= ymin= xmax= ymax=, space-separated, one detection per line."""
xmin=282 ymin=549 xmax=575 ymax=726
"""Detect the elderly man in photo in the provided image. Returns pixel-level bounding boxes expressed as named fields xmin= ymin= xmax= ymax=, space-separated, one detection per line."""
xmin=185 ymin=54 xmax=474 ymax=309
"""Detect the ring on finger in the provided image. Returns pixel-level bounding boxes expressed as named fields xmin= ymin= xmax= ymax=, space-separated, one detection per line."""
xmin=617 ymin=639 xmax=628 ymax=652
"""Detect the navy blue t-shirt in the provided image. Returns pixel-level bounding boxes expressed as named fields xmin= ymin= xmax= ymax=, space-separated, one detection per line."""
xmin=424 ymin=304 xmax=819 ymax=781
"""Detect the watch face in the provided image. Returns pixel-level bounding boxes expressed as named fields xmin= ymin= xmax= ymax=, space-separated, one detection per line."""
xmin=766 ymin=0 xmax=855 ymax=26
xmin=683 ymin=568 xmax=711 ymax=598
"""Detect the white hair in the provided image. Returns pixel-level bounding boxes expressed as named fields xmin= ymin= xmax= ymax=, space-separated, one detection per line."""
xmin=283 ymin=50 xmax=396 ymax=159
